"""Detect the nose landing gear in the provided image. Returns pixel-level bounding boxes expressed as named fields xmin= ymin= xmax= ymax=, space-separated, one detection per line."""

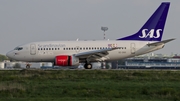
xmin=26 ymin=63 xmax=31 ymax=69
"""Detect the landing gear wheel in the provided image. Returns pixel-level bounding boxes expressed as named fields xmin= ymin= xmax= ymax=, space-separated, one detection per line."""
xmin=84 ymin=64 xmax=92 ymax=69
xmin=26 ymin=64 xmax=31 ymax=69
xmin=26 ymin=65 xmax=30 ymax=68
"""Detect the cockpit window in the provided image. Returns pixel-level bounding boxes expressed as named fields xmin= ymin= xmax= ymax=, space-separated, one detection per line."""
xmin=14 ymin=47 xmax=23 ymax=51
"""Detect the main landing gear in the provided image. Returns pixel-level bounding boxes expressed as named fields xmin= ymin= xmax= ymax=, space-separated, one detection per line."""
xmin=84 ymin=63 xmax=92 ymax=69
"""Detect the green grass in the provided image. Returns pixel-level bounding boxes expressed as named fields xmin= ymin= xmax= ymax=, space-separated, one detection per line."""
xmin=0 ymin=69 xmax=180 ymax=101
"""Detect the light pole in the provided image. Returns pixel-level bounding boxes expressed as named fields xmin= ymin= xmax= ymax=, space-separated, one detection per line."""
xmin=101 ymin=27 xmax=108 ymax=40
xmin=101 ymin=27 xmax=108 ymax=69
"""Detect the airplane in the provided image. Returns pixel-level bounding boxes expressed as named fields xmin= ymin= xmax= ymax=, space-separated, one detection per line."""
xmin=6 ymin=2 xmax=174 ymax=69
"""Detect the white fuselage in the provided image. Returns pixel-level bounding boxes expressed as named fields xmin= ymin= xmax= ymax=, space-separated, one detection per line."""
xmin=6 ymin=40 xmax=164 ymax=62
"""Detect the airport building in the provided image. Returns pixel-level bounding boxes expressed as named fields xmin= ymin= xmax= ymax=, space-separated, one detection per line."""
xmin=0 ymin=60 xmax=53 ymax=69
xmin=122 ymin=54 xmax=180 ymax=69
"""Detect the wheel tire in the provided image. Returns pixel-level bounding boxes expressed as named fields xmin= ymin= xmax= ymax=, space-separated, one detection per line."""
xmin=84 ymin=64 xmax=92 ymax=69
xmin=26 ymin=64 xmax=30 ymax=69
xmin=84 ymin=64 xmax=87 ymax=69
xmin=87 ymin=64 xmax=92 ymax=69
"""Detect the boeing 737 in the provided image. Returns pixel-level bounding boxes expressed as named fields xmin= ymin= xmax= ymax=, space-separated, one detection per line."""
xmin=6 ymin=2 xmax=174 ymax=69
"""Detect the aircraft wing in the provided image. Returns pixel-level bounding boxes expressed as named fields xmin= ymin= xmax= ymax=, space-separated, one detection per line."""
xmin=75 ymin=47 xmax=118 ymax=61
xmin=147 ymin=38 xmax=175 ymax=46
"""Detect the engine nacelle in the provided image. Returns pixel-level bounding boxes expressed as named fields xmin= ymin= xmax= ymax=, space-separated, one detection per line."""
xmin=55 ymin=55 xmax=79 ymax=66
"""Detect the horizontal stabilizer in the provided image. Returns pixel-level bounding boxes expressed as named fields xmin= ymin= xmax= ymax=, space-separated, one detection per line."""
xmin=147 ymin=38 xmax=175 ymax=46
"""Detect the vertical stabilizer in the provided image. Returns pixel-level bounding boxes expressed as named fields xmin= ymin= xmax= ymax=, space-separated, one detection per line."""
xmin=117 ymin=2 xmax=170 ymax=41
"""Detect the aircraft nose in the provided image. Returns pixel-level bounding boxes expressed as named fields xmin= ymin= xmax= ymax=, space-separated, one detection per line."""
xmin=6 ymin=51 xmax=13 ymax=59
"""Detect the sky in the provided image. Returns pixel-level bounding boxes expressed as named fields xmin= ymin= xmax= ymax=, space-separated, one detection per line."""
xmin=0 ymin=0 xmax=180 ymax=55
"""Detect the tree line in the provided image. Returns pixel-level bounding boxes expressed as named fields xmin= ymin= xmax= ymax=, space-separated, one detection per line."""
xmin=0 ymin=54 xmax=8 ymax=62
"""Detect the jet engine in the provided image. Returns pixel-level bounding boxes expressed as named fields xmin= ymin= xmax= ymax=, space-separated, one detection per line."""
xmin=55 ymin=55 xmax=79 ymax=66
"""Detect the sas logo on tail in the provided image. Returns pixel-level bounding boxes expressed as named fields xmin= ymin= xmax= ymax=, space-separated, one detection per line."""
xmin=139 ymin=29 xmax=162 ymax=38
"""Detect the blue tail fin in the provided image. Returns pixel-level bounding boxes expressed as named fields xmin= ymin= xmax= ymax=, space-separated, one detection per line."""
xmin=117 ymin=2 xmax=170 ymax=41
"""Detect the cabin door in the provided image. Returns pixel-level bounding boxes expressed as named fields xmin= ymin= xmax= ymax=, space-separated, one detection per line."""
xmin=130 ymin=43 xmax=136 ymax=54
xmin=30 ymin=44 xmax=36 ymax=55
